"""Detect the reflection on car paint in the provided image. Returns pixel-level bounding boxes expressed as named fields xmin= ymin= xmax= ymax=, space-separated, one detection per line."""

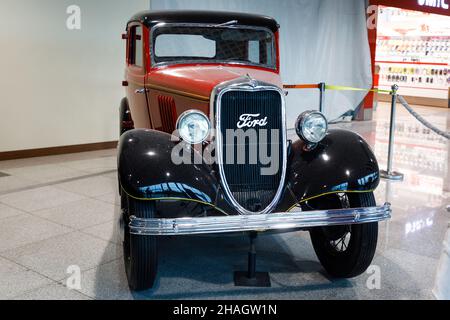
xmin=357 ymin=172 xmax=379 ymax=186
xmin=138 ymin=182 xmax=212 ymax=203
xmin=329 ymin=172 xmax=379 ymax=192
xmin=331 ymin=182 xmax=349 ymax=192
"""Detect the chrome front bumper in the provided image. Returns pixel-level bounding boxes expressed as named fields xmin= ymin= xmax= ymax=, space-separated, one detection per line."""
xmin=129 ymin=203 xmax=391 ymax=236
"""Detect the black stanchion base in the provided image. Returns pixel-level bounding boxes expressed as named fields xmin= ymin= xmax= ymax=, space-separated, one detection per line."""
xmin=380 ymin=170 xmax=404 ymax=181
xmin=234 ymin=271 xmax=271 ymax=287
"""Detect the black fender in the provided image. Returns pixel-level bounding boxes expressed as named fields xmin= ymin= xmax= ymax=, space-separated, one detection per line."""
xmin=118 ymin=129 xmax=234 ymax=217
xmin=119 ymin=97 xmax=134 ymax=135
xmin=276 ymin=129 xmax=380 ymax=212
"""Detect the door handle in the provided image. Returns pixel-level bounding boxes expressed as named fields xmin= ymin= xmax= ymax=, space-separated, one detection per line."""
xmin=135 ymin=88 xmax=148 ymax=94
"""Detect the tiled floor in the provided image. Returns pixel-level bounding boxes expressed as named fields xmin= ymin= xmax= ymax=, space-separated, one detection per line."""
xmin=0 ymin=102 xmax=449 ymax=300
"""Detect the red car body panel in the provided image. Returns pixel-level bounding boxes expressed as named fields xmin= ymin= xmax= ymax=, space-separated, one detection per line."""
xmin=147 ymin=65 xmax=282 ymax=99
xmin=144 ymin=65 xmax=283 ymax=131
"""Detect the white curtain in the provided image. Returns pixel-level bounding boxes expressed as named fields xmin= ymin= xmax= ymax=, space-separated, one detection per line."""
xmin=149 ymin=0 xmax=372 ymax=127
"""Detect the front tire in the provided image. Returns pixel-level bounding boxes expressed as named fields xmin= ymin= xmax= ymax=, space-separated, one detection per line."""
xmin=308 ymin=192 xmax=378 ymax=278
xmin=122 ymin=194 xmax=158 ymax=291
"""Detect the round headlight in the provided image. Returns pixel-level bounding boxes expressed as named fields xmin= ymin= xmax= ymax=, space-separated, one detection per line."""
xmin=295 ymin=111 xmax=328 ymax=144
xmin=176 ymin=110 xmax=210 ymax=144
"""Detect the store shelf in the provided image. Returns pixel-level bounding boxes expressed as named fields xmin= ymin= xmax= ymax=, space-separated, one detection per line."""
xmin=376 ymin=60 xmax=448 ymax=66
xmin=375 ymin=7 xmax=449 ymax=105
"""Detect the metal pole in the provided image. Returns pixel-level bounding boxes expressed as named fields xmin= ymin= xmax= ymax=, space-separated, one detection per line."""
xmin=386 ymin=86 xmax=397 ymax=172
xmin=318 ymin=82 xmax=325 ymax=113
xmin=380 ymin=84 xmax=404 ymax=181
xmin=234 ymin=231 xmax=271 ymax=287
xmin=247 ymin=232 xmax=257 ymax=279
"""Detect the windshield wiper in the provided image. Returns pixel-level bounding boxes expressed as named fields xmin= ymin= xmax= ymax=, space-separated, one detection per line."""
xmin=213 ymin=20 xmax=238 ymax=27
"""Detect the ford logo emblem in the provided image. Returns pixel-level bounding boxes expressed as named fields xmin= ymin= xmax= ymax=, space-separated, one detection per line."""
xmin=236 ymin=113 xmax=268 ymax=129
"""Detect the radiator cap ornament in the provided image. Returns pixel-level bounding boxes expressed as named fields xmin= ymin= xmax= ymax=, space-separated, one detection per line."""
xmin=245 ymin=74 xmax=258 ymax=88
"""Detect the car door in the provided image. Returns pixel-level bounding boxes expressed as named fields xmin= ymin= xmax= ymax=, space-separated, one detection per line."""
xmin=125 ymin=23 xmax=152 ymax=129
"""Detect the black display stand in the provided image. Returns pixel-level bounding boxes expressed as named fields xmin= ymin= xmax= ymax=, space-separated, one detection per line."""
xmin=234 ymin=232 xmax=271 ymax=287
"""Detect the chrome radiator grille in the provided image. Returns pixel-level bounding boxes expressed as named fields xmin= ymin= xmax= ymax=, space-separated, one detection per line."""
xmin=218 ymin=89 xmax=285 ymax=214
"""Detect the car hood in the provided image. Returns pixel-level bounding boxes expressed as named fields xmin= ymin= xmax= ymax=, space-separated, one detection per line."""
xmin=146 ymin=65 xmax=283 ymax=100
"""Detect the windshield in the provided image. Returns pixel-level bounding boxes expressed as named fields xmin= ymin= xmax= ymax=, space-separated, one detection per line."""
xmin=152 ymin=25 xmax=276 ymax=69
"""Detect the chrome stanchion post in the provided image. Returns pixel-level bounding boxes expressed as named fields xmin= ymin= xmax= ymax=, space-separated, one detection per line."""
xmin=380 ymin=84 xmax=404 ymax=181
xmin=318 ymin=82 xmax=325 ymax=113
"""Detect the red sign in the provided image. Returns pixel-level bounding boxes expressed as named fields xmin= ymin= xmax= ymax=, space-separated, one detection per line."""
xmin=371 ymin=0 xmax=450 ymax=16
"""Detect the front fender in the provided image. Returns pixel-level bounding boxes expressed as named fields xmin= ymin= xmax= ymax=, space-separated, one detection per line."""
xmin=118 ymin=129 xmax=231 ymax=215
xmin=276 ymin=129 xmax=380 ymax=211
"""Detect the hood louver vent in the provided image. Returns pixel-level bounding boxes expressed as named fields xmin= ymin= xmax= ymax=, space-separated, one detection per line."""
xmin=157 ymin=95 xmax=177 ymax=133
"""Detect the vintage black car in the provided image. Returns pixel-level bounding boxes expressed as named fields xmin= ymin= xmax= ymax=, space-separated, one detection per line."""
xmin=118 ymin=10 xmax=391 ymax=291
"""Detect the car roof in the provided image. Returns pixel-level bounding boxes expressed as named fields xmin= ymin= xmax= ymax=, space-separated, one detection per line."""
xmin=127 ymin=10 xmax=280 ymax=32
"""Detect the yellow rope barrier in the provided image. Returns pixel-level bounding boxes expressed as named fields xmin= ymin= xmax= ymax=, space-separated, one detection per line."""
xmin=283 ymin=83 xmax=392 ymax=94
xmin=324 ymin=84 xmax=392 ymax=94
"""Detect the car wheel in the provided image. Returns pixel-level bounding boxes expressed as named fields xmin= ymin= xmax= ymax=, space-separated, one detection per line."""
xmin=122 ymin=194 xmax=158 ymax=291
xmin=308 ymin=192 xmax=378 ymax=278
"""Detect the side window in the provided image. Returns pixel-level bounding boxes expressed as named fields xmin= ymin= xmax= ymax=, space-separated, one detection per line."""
xmin=129 ymin=25 xmax=143 ymax=68
xmin=247 ymin=39 xmax=272 ymax=66
xmin=265 ymin=41 xmax=272 ymax=66
xmin=248 ymin=40 xmax=260 ymax=64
